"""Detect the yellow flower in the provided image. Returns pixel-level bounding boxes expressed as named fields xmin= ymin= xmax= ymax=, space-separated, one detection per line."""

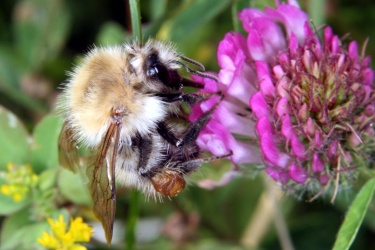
xmin=37 ymin=214 xmax=93 ymax=250
xmin=0 ymin=163 xmax=38 ymax=202
xmin=37 ymin=232 xmax=60 ymax=249
xmin=69 ymin=217 xmax=93 ymax=242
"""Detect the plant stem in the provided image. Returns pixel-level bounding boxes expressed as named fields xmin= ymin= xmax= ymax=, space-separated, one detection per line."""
xmin=308 ymin=0 xmax=326 ymax=29
xmin=231 ymin=0 xmax=240 ymax=32
xmin=125 ymin=1 xmax=142 ymax=249
xmin=129 ymin=0 xmax=142 ymax=41
xmin=126 ymin=190 xmax=140 ymax=250
xmin=241 ymin=174 xmax=294 ymax=250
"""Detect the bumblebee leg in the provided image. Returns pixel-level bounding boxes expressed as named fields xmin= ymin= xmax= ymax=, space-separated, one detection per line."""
xmin=178 ymin=151 xmax=233 ymax=173
xmin=156 ymin=110 xmax=213 ymax=147
xmin=156 ymin=93 xmax=223 ymax=147
xmin=177 ymin=94 xmax=223 ymax=147
xmin=156 ymin=122 xmax=179 ymax=146
xmin=181 ymin=92 xmax=218 ymax=106
xmin=133 ymin=134 xmax=153 ymax=176
xmin=155 ymin=93 xmax=182 ymax=103
xmin=155 ymin=92 xmax=220 ymax=106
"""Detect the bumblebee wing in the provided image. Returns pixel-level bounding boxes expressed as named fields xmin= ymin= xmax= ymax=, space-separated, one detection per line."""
xmin=58 ymin=122 xmax=80 ymax=172
xmin=87 ymin=121 xmax=121 ymax=245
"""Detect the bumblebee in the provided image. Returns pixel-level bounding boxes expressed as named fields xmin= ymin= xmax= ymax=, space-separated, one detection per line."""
xmin=57 ymin=40 xmax=230 ymax=244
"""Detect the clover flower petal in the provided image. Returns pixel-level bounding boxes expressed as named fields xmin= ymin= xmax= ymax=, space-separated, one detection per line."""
xmin=189 ymin=0 xmax=375 ymax=196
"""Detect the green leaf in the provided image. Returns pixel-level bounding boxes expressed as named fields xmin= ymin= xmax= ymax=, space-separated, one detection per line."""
xmin=0 ymin=46 xmax=47 ymax=112
xmin=38 ymin=167 xmax=58 ymax=192
xmin=332 ymin=177 xmax=375 ymax=250
xmin=13 ymin=0 xmax=71 ymax=71
xmin=96 ymin=22 xmax=126 ymax=46
xmin=0 ymin=106 xmax=31 ymax=169
xmin=58 ymin=168 xmax=91 ymax=206
xmin=162 ymin=0 xmax=230 ymax=42
xmin=0 ymin=207 xmax=34 ymax=244
xmin=149 ymin=0 xmax=167 ymax=20
xmin=31 ymin=114 xmax=63 ymax=173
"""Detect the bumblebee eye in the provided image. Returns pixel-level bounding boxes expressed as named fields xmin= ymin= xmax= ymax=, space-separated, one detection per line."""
xmin=146 ymin=53 xmax=160 ymax=76
xmin=146 ymin=66 xmax=158 ymax=77
xmin=152 ymin=63 xmax=171 ymax=83
xmin=146 ymin=54 xmax=169 ymax=81
xmin=146 ymin=53 xmax=181 ymax=88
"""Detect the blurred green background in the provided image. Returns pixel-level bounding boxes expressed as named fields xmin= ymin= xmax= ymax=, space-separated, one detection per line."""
xmin=0 ymin=0 xmax=375 ymax=249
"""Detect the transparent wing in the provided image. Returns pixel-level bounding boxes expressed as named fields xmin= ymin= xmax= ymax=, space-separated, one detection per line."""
xmin=86 ymin=121 xmax=121 ymax=245
xmin=58 ymin=122 xmax=80 ymax=172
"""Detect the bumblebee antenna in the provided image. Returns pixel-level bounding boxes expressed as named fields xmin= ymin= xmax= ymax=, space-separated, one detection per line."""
xmin=194 ymin=71 xmax=219 ymax=82
xmin=177 ymin=55 xmax=205 ymax=71
xmin=172 ymin=60 xmax=219 ymax=82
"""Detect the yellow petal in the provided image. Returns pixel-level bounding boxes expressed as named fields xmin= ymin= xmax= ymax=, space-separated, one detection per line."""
xmin=68 ymin=244 xmax=88 ymax=250
xmin=0 ymin=185 xmax=11 ymax=195
xmin=12 ymin=193 xmax=23 ymax=202
xmin=49 ymin=215 xmax=68 ymax=239
xmin=37 ymin=232 xmax=60 ymax=248
xmin=68 ymin=217 xmax=93 ymax=242
xmin=6 ymin=162 xmax=14 ymax=171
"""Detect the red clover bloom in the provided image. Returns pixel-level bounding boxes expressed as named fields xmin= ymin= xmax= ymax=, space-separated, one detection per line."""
xmin=190 ymin=0 xmax=375 ymax=196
